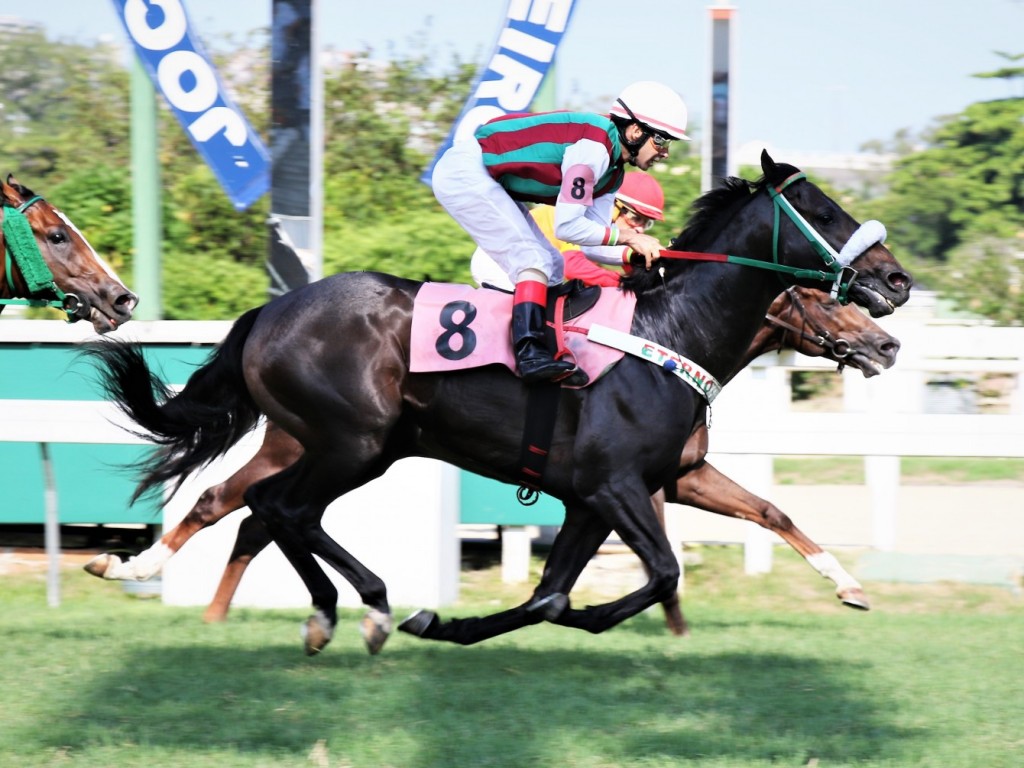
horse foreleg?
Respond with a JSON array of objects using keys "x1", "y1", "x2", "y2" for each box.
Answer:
[
  {"x1": 649, "y1": 488, "x2": 689, "y2": 636},
  {"x1": 400, "y1": 505, "x2": 614, "y2": 645},
  {"x1": 551, "y1": 490, "x2": 680, "y2": 635},
  {"x1": 84, "y1": 420, "x2": 302, "y2": 583},
  {"x1": 674, "y1": 461, "x2": 869, "y2": 610}
]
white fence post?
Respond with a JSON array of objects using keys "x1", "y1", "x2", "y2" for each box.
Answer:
[
  {"x1": 501, "y1": 527, "x2": 533, "y2": 583},
  {"x1": 865, "y1": 455, "x2": 900, "y2": 551}
]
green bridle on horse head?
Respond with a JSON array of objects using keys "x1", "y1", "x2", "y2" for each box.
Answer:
[
  {"x1": 767, "y1": 171, "x2": 883, "y2": 304},
  {"x1": 660, "y1": 171, "x2": 887, "y2": 304},
  {"x1": 2, "y1": 195, "x2": 82, "y2": 321}
]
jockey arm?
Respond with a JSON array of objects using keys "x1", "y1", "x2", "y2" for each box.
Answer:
[
  {"x1": 562, "y1": 250, "x2": 624, "y2": 287},
  {"x1": 552, "y1": 141, "x2": 662, "y2": 269}
]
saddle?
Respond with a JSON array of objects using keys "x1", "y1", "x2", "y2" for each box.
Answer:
[
  {"x1": 480, "y1": 279, "x2": 602, "y2": 322},
  {"x1": 545, "y1": 279, "x2": 603, "y2": 322},
  {"x1": 409, "y1": 280, "x2": 633, "y2": 387}
]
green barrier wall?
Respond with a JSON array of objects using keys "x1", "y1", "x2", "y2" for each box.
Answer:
[
  {"x1": 0, "y1": 343, "x2": 213, "y2": 525},
  {"x1": 459, "y1": 470, "x2": 564, "y2": 526}
]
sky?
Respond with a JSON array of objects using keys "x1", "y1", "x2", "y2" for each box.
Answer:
[{"x1": 8, "y1": 0, "x2": 1024, "y2": 155}]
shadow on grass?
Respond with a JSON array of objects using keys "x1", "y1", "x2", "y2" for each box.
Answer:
[{"x1": 29, "y1": 635, "x2": 911, "y2": 766}]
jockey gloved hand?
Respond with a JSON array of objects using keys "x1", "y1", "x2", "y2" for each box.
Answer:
[{"x1": 618, "y1": 229, "x2": 662, "y2": 269}]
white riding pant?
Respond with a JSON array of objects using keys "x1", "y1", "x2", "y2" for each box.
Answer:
[
  {"x1": 470, "y1": 246, "x2": 514, "y2": 290},
  {"x1": 432, "y1": 139, "x2": 564, "y2": 286}
]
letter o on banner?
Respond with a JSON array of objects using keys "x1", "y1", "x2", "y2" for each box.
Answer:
[
  {"x1": 123, "y1": 0, "x2": 187, "y2": 51},
  {"x1": 158, "y1": 50, "x2": 219, "y2": 112}
]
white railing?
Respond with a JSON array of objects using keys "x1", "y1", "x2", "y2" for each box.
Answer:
[{"x1": 667, "y1": 298, "x2": 1024, "y2": 574}]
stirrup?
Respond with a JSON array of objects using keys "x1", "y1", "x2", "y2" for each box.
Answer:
[{"x1": 518, "y1": 356, "x2": 576, "y2": 384}]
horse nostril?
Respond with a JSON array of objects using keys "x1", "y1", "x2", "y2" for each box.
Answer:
[
  {"x1": 115, "y1": 292, "x2": 139, "y2": 314},
  {"x1": 888, "y1": 271, "x2": 913, "y2": 291},
  {"x1": 879, "y1": 338, "x2": 901, "y2": 359}
]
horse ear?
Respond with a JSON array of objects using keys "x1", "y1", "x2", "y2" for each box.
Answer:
[
  {"x1": 0, "y1": 178, "x2": 15, "y2": 206},
  {"x1": 760, "y1": 149, "x2": 776, "y2": 175},
  {"x1": 6, "y1": 174, "x2": 33, "y2": 199}
]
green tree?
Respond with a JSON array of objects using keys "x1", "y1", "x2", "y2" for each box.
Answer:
[
  {"x1": 0, "y1": 31, "x2": 130, "y2": 182},
  {"x1": 319, "y1": 53, "x2": 478, "y2": 282},
  {"x1": 859, "y1": 54, "x2": 1024, "y2": 322}
]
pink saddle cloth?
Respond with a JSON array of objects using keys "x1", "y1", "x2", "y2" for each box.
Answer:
[{"x1": 409, "y1": 283, "x2": 636, "y2": 388}]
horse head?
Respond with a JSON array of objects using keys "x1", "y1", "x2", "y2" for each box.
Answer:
[
  {"x1": 1, "y1": 175, "x2": 137, "y2": 333},
  {"x1": 765, "y1": 286, "x2": 900, "y2": 377},
  {"x1": 758, "y1": 150, "x2": 912, "y2": 317}
]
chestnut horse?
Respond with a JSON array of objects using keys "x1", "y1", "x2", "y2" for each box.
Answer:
[
  {"x1": 85, "y1": 284, "x2": 899, "y2": 637},
  {"x1": 1, "y1": 175, "x2": 137, "y2": 332},
  {"x1": 87, "y1": 151, "x2": 911, "y2": 655}
]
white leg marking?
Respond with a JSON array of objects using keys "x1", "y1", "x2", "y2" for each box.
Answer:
[
  {"x1": 106, "y1": 542, "x2": 174, "y2": 581},
  {"x1": 807, "y1": 551, "x2": 862, "y2": 592}
]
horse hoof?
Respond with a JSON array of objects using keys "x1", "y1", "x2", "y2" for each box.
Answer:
[
  {"x1": 83, "y1": 553, "x2": 119, "y2": 579},
  {"x1": 359, "y1": 609, "x2": 393, "y2": 655},
  {"x1": 300, "y1": 610, "x2": 334, "y2": 655},
  {"x1": 839, "y1": 588, "x2": 871, "y2": 611},
  {"x1": 665, "y1": 620, "x2": 691, "y2": 638},
  {"x1": 526, "y1": 592, "x2": 569, "y2": 621},
  {"x1": 398, "y1": 609, "x2": 439, "y2": 637}
]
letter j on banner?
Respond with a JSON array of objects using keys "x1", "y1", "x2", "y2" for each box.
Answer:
[
  {"x1": 113, "y1": 0, "x2": 270, "y2": 210},
  {"x1": 421, "y1": 0, "x2": 578, "y2": 185}
]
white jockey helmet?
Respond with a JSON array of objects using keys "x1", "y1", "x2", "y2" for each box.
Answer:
[{"x1": 610, "y1": 81, "x2": 690, "y2": 141}]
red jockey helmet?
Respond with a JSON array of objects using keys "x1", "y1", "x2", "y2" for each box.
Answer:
[{"x1": 615, "y1": 172, "x2": 665, "y2": 221}]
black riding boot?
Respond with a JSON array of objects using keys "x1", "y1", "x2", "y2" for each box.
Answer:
[{"x1": 511, "y1": 300, "x2": 575, "y2": 384}]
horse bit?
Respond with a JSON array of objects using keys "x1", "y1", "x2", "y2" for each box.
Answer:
[{"x1": 765, "y1": 287, "x2": 855, "y2": 371}]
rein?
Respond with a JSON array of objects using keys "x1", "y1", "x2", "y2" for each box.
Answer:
[
  {"x1": 1, "y1": 196, "x2": 79, "y2": 321},
  {"x1": 659, "y1": 172, "x2": 865, "y2": 303}
]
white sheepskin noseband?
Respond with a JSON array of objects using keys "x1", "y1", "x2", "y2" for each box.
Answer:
[{"x1": 838, "y1": 220, "x2": 887, "y2": 267}]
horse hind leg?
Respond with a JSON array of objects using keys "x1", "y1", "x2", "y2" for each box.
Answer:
[
  {"x1": 244, "y1": 454, "x2": 394, "y2": 656},
  {"x1": 301, "y1": 524, "x2": 393, "y2": 655},
  {"x1": 84, "y1": 483, "x2": 234, "y2": 582}
]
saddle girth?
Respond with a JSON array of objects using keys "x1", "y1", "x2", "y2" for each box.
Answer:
[{"x1": 516, "y1": 380, "x2": 561, "y2": 505}]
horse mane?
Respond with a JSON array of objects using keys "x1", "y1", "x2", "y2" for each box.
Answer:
[{"x1": 620, "y1": 160, "x2": 802, "y2": 297}]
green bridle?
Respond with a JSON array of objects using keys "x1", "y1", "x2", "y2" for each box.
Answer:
[
  {"x1": 766, "y1": 172, "x2": 859, "y2": 303},
  {"x1": 1, "y1": 196, "x2": 81, "y2": 321},
  {"x1": 660, "y1": 172, "x2": 867, "y2": 303}
]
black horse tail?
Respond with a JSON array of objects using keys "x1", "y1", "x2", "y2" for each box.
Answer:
[{"x1": 85, "y1": 306, "x2": 264, "y2": 503}]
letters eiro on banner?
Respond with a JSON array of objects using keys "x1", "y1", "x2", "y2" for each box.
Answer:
[
  {"x1": 113, "y1": 0, "x2": 270, "y2": 210},
  {"x1": 421, "y1": 0, "x2": 578, "y2": 185}
]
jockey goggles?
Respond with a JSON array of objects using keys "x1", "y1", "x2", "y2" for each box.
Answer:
[
  {"x1": 650, "y1": 131, "x2": 674, "y2": 149},
  {"x1": 615, "y1": 203, "x2": 656, "y2": 231}
]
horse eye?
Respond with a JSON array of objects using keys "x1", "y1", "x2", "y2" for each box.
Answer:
[{"x1": 47, "y1": 230, "x2": 67, "y2": 245}]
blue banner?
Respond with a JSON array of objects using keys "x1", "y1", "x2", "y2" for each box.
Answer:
[
  {"x1": 421, "y1": 0, "x2": 578, "y2": 185},
  {"x1": 113, "y1": 0, "x2": 270, "y2": 210}
]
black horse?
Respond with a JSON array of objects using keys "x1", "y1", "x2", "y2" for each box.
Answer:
[{"x1": 88, "y1": 151, "x2": 911, "y2": 655}]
